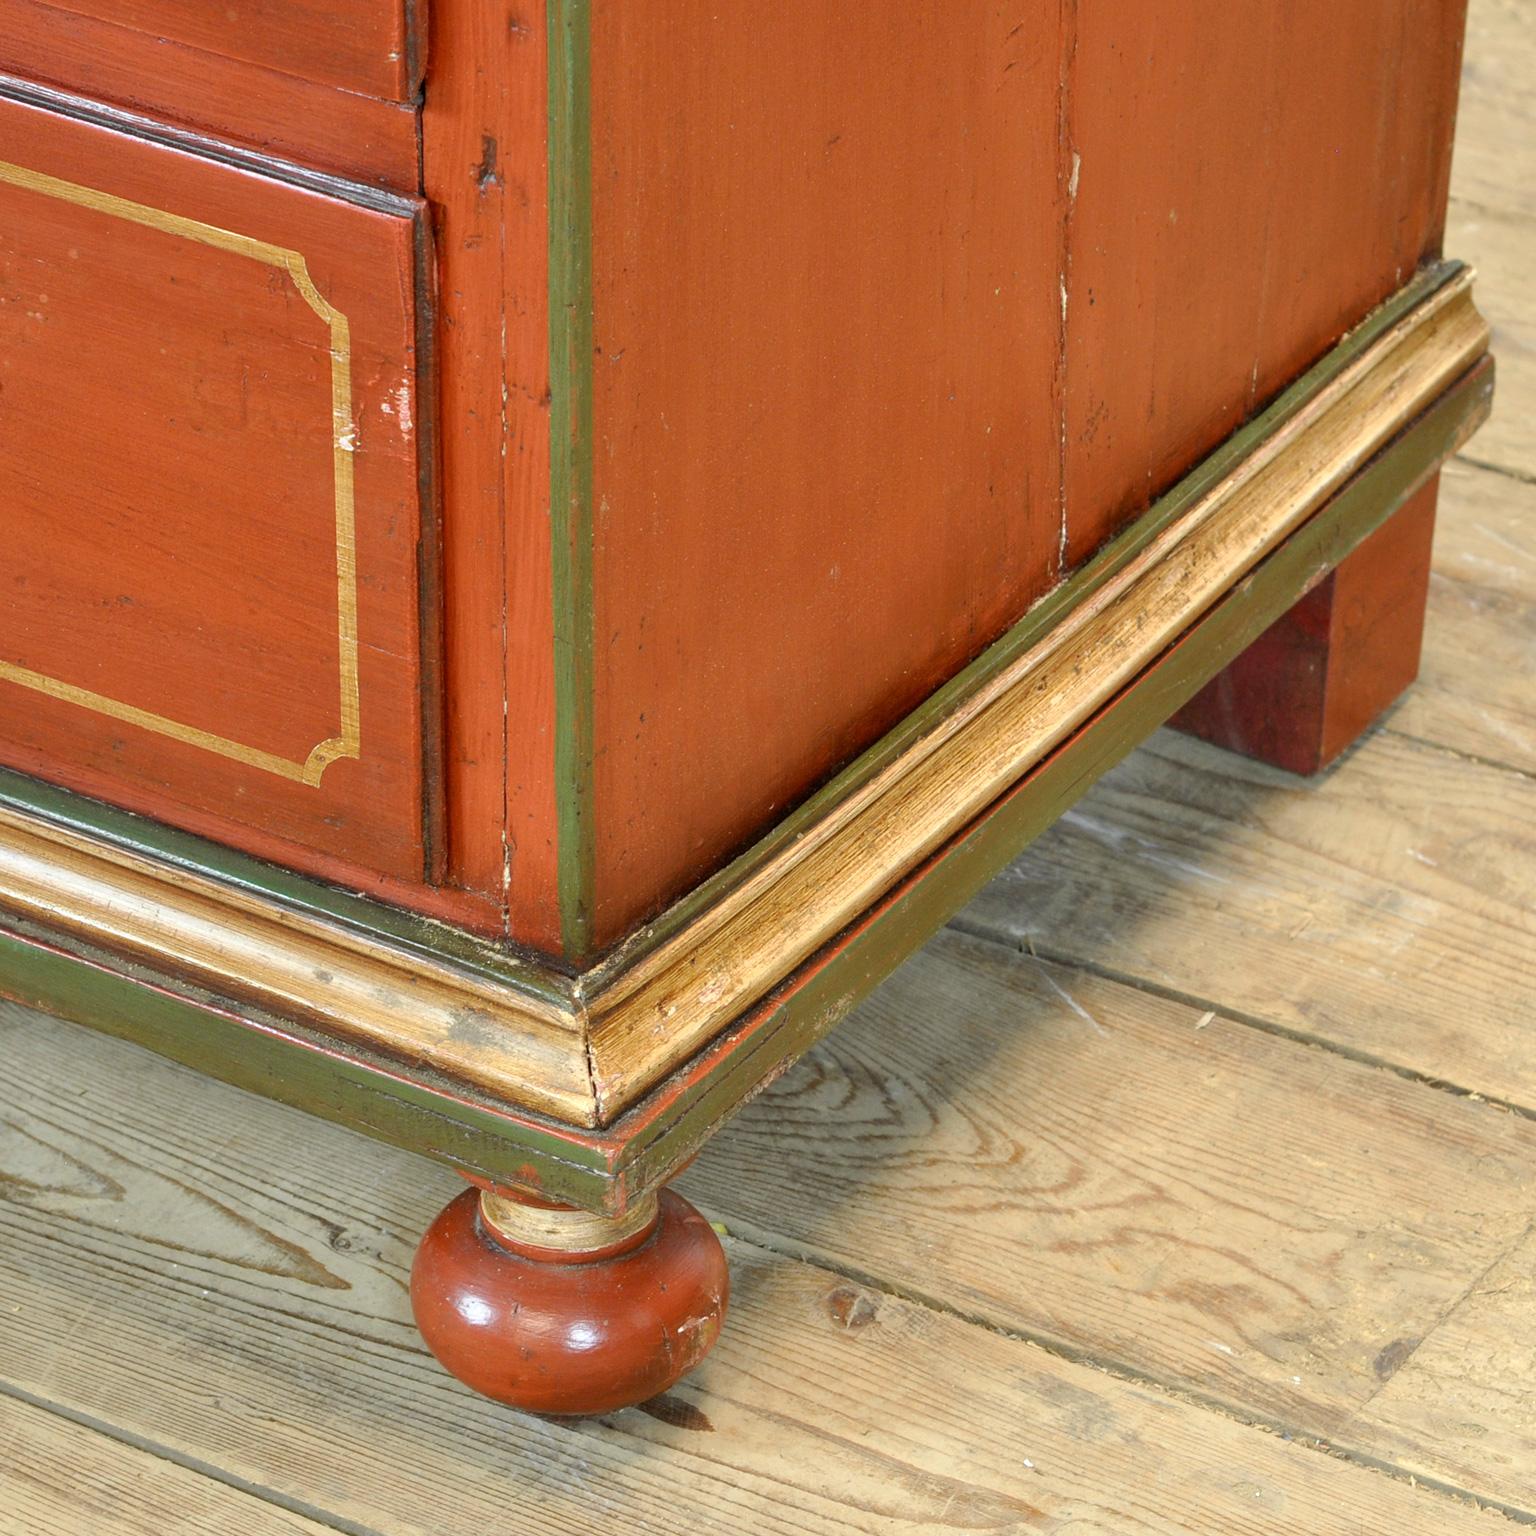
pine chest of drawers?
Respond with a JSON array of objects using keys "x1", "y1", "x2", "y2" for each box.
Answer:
[{"x1": 0, "y1": 1, "x2": 1492, "y2": 1415}]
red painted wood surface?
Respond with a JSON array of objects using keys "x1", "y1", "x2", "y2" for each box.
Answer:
[
  {"x1": 0, "y1": 95, "x2": 433, "y2": 888},
  {"x1": 1170, "y1": 475, "x2": 1442, "y2": 775},
  {"x1": 421, "y1": 0, "x2": 558, "y2": 940},
  {"x1": 550, "y1": 0, "x2": 1471, "y2": 952},
  {"x1": 38, "y1": 0, "x2": 421, "y2": 103},
  {"x1": 1061, "y1": 0, "x2": 1466, "y2": 565},
  {"x1": 411, "y1": 1186, "x2": 729, "y2": 1415},
  {"x1": 584, "y1": 1, "x2": 1066, "y2": 948},
  {"x1": 0, "y1": 4, "x2": 1475, "y2": 957},
  {"x1": 0, "y1": 12, "x2": 420, "y2": 193}
]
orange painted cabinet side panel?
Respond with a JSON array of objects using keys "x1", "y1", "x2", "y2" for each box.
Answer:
[
  {"x1": 584, "y1": 2, "x2": 1066, "y2": 948},
  {"x1": 1062, "y1": 0, "x2": 1467, "y2": 564}
]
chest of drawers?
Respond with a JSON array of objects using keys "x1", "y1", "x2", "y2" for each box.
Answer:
[{"x1": 0, "y1": 1, "x2": 1492, "y2": 1416}]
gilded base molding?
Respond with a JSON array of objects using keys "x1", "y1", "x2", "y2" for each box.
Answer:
[{"x1": 0, "y1": 262, "x2": 1493, "y2": 1214}]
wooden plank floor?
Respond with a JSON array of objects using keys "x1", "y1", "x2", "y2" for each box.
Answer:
[{"x1": 1, "y1": 5, "x2": 1532, "y2": 1531}]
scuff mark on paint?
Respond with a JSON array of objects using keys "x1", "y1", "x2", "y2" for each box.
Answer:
[{"x1": 474, "y1": 133, "x2": 500, "y2": 191}]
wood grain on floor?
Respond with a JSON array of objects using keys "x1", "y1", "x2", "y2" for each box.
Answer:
[
  {"x1": 0, "y1": 1003, "x2": 1521, "y2": 1536},
  {"x1": 0, "y1": 1391, "x2": 336, "y2": 1536},
  {"x1": 959, "y1": 728, "x2": 1536, "y2": 1109},
  {"x1": 1399, "y1": 458, "x2": 1536, "y2": 775},
  {"x1": 679, "y1": 929, "x2": 1536, "y2": 1456},
  {"x1": 1, "y1": 0, "x2": 1532, "y2": 1530}
]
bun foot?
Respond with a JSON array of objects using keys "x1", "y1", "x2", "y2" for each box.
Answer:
[{"x1": 410, "y1": 1183, "x2": 729, "y2": 1417}]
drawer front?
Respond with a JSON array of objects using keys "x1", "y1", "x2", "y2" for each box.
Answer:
[
  {"x1": 39, "y1": 0, "x2": 422, "y2": 103},
  {"x1": 0, "y1": 93, "x2": 434, "y2": 887},
  {"x1": 0, "y1": 23, "x2": 420, "y2": 194}
]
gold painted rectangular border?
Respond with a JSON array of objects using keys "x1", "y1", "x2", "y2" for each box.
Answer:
[{"x1": 0, "y1": 157, "x2": 361, "y2": 787}]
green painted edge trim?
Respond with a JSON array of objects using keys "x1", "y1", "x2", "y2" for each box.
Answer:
[
  {"x1": 0, "y1": 767, "x2": 572, "y2": 1005},
  {"x1": 0, "y1": 920, "x2": 620, "y2": 1204},
  {"x1": 597, "y1": 356, "x2": 1495, "y2": 1202},
  {"x1": 591, "y1": 259, "x2": 1466, "y2": 982},
  {"x1": 548, "y1": 0, "x2": 597, "y2": 961}
]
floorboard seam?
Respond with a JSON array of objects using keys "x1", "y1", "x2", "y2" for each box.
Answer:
[
  {"x1": 945, "y1": 916, "x2": 1536, "y2": 1123},
  {"x1": 1381, "y1": 725, "x2": 1536, "y2": 789},
  {"x1": 1448, "y1": 189, "x2": 1533, "y2": 227},
  {"x1": 0, "y1": 1377, "x2": 385, "y2": 1536},
  {"x1": 1453, "y1": 449, "x2": 1536, "y2": 489},
  {"x1": 708, "y1": 1223, "x2": 1536, "y2": 1527},
  {"x1": 1342, "y1": 1217, "x2": 1536, "y2": 1426}
]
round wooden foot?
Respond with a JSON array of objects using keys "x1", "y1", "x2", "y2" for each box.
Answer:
[{"x1": 410, "y1": 1184, "x2": 729, "y2": 1417}]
